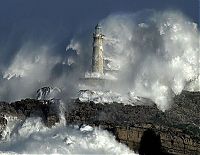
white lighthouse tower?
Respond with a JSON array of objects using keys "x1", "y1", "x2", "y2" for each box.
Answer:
[
  {"x1": 78, "y1": 24, "x2": 117, "y2": 92},
  {"x1": 92, "y1": 24, "x2": 104, "y2": 75}
]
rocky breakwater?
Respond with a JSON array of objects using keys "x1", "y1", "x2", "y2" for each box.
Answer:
[
  {"x1": 0, "y1": 98, "x2": 60, "y2": 137},
  {"x1": 0, "y1": 91, "x2": 199, "y2": 154},
  {"x1": 65, "y1": 91, "x2": 200, "y2": 155}
]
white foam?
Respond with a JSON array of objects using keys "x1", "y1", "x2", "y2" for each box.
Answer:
[
  {"x1": 99, "y1": 10, "x2": 199, "y2": 110},
  {"x1": 0, "y1": 117, "x2": 137, "y2": 155},
  {"x1": 78, "y1": 90, "x2": 153, "y2": 106}
]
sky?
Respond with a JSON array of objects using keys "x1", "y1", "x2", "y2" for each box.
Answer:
[
  {"x1": 0, "y1": 0, "x2": 198, "y2": 52},
  {"x1": 0, "y1": 0, "x2": 198, "y2": 69},
  {"x1": 0, "y1": 0, "x2": 199, "y2": 102},
  {"x1": 0, "y1": 2, "x2": 198, "y2": 155}
]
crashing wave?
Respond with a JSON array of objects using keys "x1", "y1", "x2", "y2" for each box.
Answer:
[
  {"x1": 0, "y1": 117, "x2": 137, "y2": 154},
  {"x1": 77, "y1": 90, "x2": 154, "y2": 106},
  {"x1": 36, "y1": 87, "x2": 61, "y2": 100}
]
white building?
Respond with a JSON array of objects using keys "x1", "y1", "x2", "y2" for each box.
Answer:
[{"x1": 91, "y1": 24, "x2": 105, "y2": 75}]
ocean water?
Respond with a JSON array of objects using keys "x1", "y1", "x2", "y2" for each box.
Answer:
[{"x1": 0, "y1": 117, "x2": 137, "y2": 155}]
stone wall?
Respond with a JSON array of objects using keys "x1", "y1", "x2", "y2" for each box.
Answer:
[
  {"x1": 65, "y1": 91, "x2": 200, "y2": 154},
  {"x1": 112, "y1": 124, "x2": 200, "y2": 155}
]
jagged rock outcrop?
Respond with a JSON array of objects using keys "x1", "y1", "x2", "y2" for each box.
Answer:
[
  {"x1": 0, "y1": 99, "x2": 60, "y2": 131},
  {"x1": 65, "y1": 91, "x2": 200, "y2": 155},
  {"x1": 0, "y1": 91, "x2": 199, "y2": 154}
]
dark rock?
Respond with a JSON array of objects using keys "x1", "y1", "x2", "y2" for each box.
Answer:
[
  {"x1": 0, "y1": 116, "x2": 7, "y2": 139},
  {"x1": 139, "y1": 129, "x2": 162, "y2": 155},
  {"x1": 44, "y1": 99, "x2": 60, "y2": 127},
  {"x1": 0, "y1": 102, "x2": 22, "y2": 118},
  {"x1": 46, "y1": 114, "x2": 60, "y2": 127},
  {"x1": 0, "y1": 98, "x2": 60, "y2": 131},
  {"x1": 0, "y1": 90, "x2": 199, "y2": 154},
  {"x1": 65, "y1": 91, "x2": 200, "y2": 155}
]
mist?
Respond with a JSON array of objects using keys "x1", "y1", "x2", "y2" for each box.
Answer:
[
  {"x1": 67, "y1": 10, "x2": 199, "y2": 110},
  {"x1": 0, "y1": 10, "x2": 199, "y2": 111}
]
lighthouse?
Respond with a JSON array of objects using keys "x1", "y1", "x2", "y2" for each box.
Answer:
[
  {"x1": 78, "y1": 24, "x2": 117, "y2": 91},
  {"x1": 92, "y1": 24, "x2": 104, "y2": 75}
]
